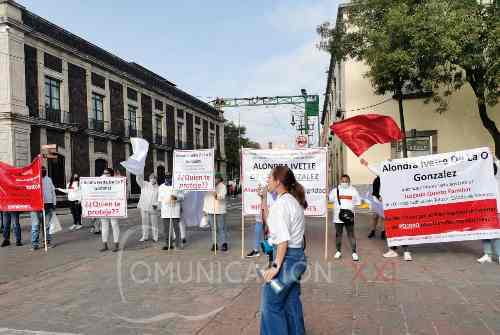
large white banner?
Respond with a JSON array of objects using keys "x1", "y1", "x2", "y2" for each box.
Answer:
[
  {"x1": 242, "y1": 148, "x2": 328, "y2": 217},
  {"x1": 173, "y1": 149, "x2": 215, "y2": 191},
  {"x1": 380, "y1": 147, "x2": 500, "y2": 246},
  {"x1": 81, "y1": 177, "x2": 127, "y2": 218}
]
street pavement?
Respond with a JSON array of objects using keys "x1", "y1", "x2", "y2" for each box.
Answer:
[{"x1": 1, "y1": 198, "x2": 500, "y2": 334}]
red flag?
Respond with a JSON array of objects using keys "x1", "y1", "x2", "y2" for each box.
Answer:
[
  {"x1": 331, "y1": 114, "x2": 403, "y2": 156},
  {"x1": 0, "y1": 156, "x2": 43, "y2": 211}
]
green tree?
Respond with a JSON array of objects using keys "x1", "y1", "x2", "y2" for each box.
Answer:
[
  {"x1": 318, "y1": 0, "x2": 500, "y2": 157},
  {"x1": 224, "y1": 121, "x2": 259, "y2": 180}
]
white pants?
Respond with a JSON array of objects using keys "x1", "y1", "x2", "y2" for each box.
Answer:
[
  {"x1": 141, "y1": 210, "x2": 159, "y2": 241},
  {"x1": 101, "y1": 218, "x2": 120, "y2": 243}
]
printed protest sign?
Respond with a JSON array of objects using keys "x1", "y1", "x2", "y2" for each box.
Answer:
[
  {"x1": 173, "y1": 149, "x2": 215, "y2": 191},
  {"x1": 81, "y1": 177, "x2": 127, "y2": 218},
  {"x1": 0, "y1": 156, "x2": 43, "y2": 212},
  {"x1": 241, "y1": 148, "x2": 327, "y2": 217},
  {"x1": 380, "y1": 147, "x2": 500, "y2": 246}
]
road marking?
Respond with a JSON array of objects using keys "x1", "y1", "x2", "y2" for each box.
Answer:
[{"x1": 0, "y1": 329, "x2": 81, "y2": 335}]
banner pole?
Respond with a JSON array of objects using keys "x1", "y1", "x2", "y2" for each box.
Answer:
[
  {"x1": 240, "y1": 148, "x2": 245, "y2": 259},
  {"x1": 324, "y1": 149, "x2": 329, "y2": 261},
  {"x1": 168, "y1": 199, "x2": 172, "y2": 251},
  {"x1": 42, "y1": 208, "x2": 48, "y2": 252}
]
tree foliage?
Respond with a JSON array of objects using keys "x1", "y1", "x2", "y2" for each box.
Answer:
[
  {"x1": 224, "y1": 121, "x2": 259, "y2": 180},
  {"x1": 318, "y1": 0, "x2": 500, "y2": 157}
]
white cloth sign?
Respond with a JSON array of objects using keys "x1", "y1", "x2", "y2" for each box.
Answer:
[
  {"x1": 380, "y1": 147, "x2": 500, "y2": 246},
  {"x1": 80, "y1": 177, "x2": 127, "y2": 218},
  {"x1": 242, "y1": 148, "x2": 328, "y2": 217},
  {"x1": 173, "y1": 149, "x2": 215, "y2": 191},
  {"x1": 120, "y1": 138, "x2": 149, "y2": 176}
]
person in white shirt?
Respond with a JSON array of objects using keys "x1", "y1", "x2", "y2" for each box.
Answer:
[
  {"x1": 203, "y1": 173, "x2": 228, "y2": 251},
  {"x1": 99, "y1": 168, "x2": 120, "y2": 252},
  {"x1": 259, "y1": 166, "x2": 307, "y2": 335},
  {"x1": 329, "y1": 174, "x2": 361, "y2": 261},
  {"x1": 57, "y1": 173, "x2": 82, "y2": 231},
  {"x1": 30, "y1": 166, "x2": 57, "y2": 250},
  {"x1": 158, "y1": 174, "x2": 185, "y2": 250},
  {"x1": 477, "y1": 161, "x2": 500, "y2": 264},
  {"x1": 137, "y1": 173, "x2": 160, "y2": 242},
  {"x1": 246, "y1": 191, "x2": 278, "y2": 258},
  {"x1": 360, "y1": 158, "x2": 413, "y2": 261}
]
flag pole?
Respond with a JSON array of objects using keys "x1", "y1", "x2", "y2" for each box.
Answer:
[{"x1": 43, "y1": 208, "x2": 48, "y2": 252}]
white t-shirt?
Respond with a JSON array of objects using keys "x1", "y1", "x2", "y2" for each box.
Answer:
[
  {"x1": 329, "y1": 185, "x2": 361, "y2": 223},
  {"x1": 266, "y1": 193, "x2": 305, "y2": 248}
]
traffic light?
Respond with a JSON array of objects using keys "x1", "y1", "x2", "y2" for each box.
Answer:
[{"x1": 41, "y1": 144, "x2": 58, "y2": 159}]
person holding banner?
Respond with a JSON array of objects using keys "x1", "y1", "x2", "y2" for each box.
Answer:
[
  {"x1": 478, "y1": 161, "x2": 500, "y2": 264},
  {"x1": 30, "y1": 167, "x2": 57, "y2": 250},
  {"x1": 56, "y1": 173, "x2": 82, "y2": 231},
  {"x1": 158, "y1": 174, "x2": 184, "y2": 250},
  {"x1": 1, "y1": 211, "x2": 21, "y2": 247},
  {"x1": 203, "y1": 173, "x2": 228, "y2": 252},
  {"x1": 99, "y1": 168, "x2": 121, "y2": 252},
  {"x1": 259, "y1": 166, "x2": 307, "y2": 335},
  {"x1": 137, "y1": 173, "x2": 160, "y2": 242},
  {"x1": 329, "y1": 174, "x2": 361, "y2": 261}
]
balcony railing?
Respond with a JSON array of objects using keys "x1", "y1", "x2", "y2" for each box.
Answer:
[
  {"x1": 88, "y1": 118, "x2": 106, "y2": 132},
  {"x1": 39, "y1": 108, "x2": 73, "y2": 124},
  {"x1": 154, "y1": 135, "x2": 168, "y2": 145}
]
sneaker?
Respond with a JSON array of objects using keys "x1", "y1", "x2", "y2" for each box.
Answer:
[
  {"x1": 1, "y1": 239, "x2": 10, "y2": 247},
  {"x1": 368, "y1": 230, "x2": 375, "y2": 239},
  {"x1": 477, "y1": 254, "x2": 492, "y2": 264},
  {"x1": 334, "y1": 251, "x2": 342, "y2": 259},
  {"x1": 182, "y1": 238, "x2": 187, "y2": 244},
  {"x1": 246, "y1": 250, "x2": 260, "y2": 258},
  {"x1": 221, "y1": 243, "x2": 228, "y2": 252},
  {"x1": 162, "y1": 245, "x2": 171, "y2": 250},
  {"x1": 404, "y1": 251, "x2": 412, "y2": 261},
  {"x1": 383, "y1": 249, "x2": 398, "y2": 258},
  {"x1": 352, "y1": 253, "x2": 359, "y2": 261},
  {"x1": 74, "y1": 225, "x2": 83, "y2": 230},
  {"x1": 381, "y1": 231, "x2": 386, "y2": 240}
]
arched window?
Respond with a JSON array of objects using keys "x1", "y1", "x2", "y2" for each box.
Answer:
[
  {"x1": 48, "y1": 154, "x2": 65, "y2": 188},
  {"x1": 95, "y1": 158, "x2": 107, "y2": 177}
]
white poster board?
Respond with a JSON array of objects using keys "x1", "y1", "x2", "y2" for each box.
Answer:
[
  {"x1": 241, "y1": 148, "x2": 328, "y2": 217},
  {"x1": 173, "y1": 149, "x2": 215, "y2": 191},
  {"x1": 81, "y1": 177, "x2": 127, "y2": 218}
]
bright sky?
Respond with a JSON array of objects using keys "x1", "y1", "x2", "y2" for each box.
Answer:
[{"x1": 18, "y1": 0, "x2": 342, "y2": 147}]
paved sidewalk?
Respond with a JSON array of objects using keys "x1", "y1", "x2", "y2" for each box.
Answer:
[{"x1": 0, "y1": 204, "x2": 499, "y2": 334}]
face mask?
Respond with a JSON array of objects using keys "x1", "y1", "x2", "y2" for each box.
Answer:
[{"x1": 340, "y1": 182, "x2": 349, "y2": 189}]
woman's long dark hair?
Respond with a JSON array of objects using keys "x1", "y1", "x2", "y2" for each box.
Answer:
[
  {"x1": 69, "y1": 173, "x2": 80, "y2": 186},
  {"x1": 272, "y1": 166, "x2": 308, "y2": 209}
]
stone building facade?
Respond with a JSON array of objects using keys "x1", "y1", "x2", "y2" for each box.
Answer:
[{"x1": 0, "y1": 0, "x2": 225, "y2": 196}]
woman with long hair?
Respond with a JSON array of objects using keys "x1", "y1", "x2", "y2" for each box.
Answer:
[
  {"x1": 259, "y1": 166, "x2": 307, "y2": 335},
  {"x1": 57, "y1": 173, "x2": 82, "y2": 231}
]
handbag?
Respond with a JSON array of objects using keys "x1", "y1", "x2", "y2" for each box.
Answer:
[
  {"x1": 49, "y1": 213, "x2": 62, "y2": 234},
  {"x1": 199, "y1": 214, "x2": 209, "y2": 229},
  {"x1": 337, "y1": 187, "x2": 354, "y2": 224}
]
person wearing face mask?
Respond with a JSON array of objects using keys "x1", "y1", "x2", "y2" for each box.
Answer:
[
  {"x1": 328, "y1": 174, "x2": 361, "y2": 261},
  {"x1": 30, "y1": 166, "x2": 57, "y2": 250},
  {"x1": 158, "y1": 173, "x2": 184, "y2": 250},
  {"x1": 203, "y1": 173, "x2": 228, "y2": 251},
  {"x1": 99, "y1": 168, "x2": 121, "y2": 252},
  {"x1": 57, "y1": 172, "x2": 82, "y2": 231},
  {"x1": 137, "y1": 173, "x2": 160, "y2": 242}
]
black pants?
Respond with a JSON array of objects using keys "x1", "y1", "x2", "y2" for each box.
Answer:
[
  {"x1": 163, "y1": 218, "x2": 181, "y2": 248},
  {"x1": 335, "y1": 221, "x2": 356, "y2": 253},
  {"x1": 70, "y1": 201, "x2": 82, "y2": 225}
]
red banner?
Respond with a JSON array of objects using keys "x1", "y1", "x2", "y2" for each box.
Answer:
[{"x1": 0, "y1": 156, "x2": 43, "y2": 211}]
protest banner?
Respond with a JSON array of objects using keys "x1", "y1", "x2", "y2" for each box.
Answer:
[
  {"x1": 241, "y1": 148, "x2": 328, "y2": 217},
  {"x1": 173, "y1": 149, "x2": 215, "y2": 191},
  {"x1": 81, "y1": 177, "x2": 127, "y2": 218},
  {"x1": 0, "y1": 156, "x2": 43, "y2": 212},
  {"x1": 380, "y1": 147, "x2": 500, "y2": 246}
]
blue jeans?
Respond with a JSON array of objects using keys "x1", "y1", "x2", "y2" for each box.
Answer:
[
  {"x1": 483, "y1": 239, "x2": 500, "y2": 258},
  {"x1": 208, "y1": 213, "x2": 227, "y2": 246},
  {"x1": 31, "y1": 208, "x2": 54, "y2": 247},
  {"x1": 255, "y1": 220, "x2": 264, "y2": 250},
  {"x1": 260, "y1": 247, "x2": 307, "y2": 335},
  {"x1": 2, "y1": 212, "x2": 21, "y2": 243}
]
